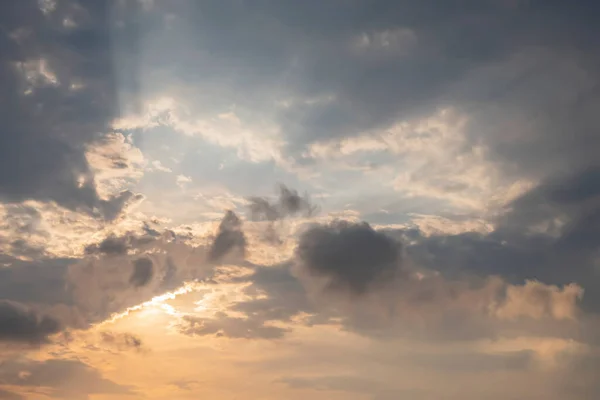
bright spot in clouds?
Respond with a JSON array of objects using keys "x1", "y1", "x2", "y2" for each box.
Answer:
[{"x1": 0, "y1": 1, "x2": 599, "y2": 400}]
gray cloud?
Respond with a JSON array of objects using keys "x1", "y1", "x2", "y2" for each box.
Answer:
[
  {"x1": 231, "y1": 265, "x2": 314, "y2": 324},
  {"x1": 0, "y1": 389, "x2": 22, "y2": 400},
  {"x1": 247, "y1": 184, "x2": 318, "y2": 222},
  {"x1": 208, "y1": 211, "x2": 246, "y2": 262},
  {"x1": 178, "y1": 312, "x2": 289, "y2": 340},
  {"x1": 0, "y1": 0, "x2": 141, "y2": 219},
  {"x1": 85, "y1": 235, "x2": 129, "y2": 256},
  {"x1": 0, "y1": 358, "x2": 133, "y2": 400},
  {"x1": 247, "y1": 184, "x2": 318, "y2": 245},
  {"x1": 129, "y1": 257, "x2": 154, "y2": 287},
  {"x1": 0, "y1": 229, "x2": 215, "y2": 331},
  {"x1": 402, "y1": 167, "x2": 600, "y2": 312},
  {"x1": 84, "y1": 230, "x2": 159, "y2": 256},
  {"x1": 0, "y1": 300, "x2": 61, "y2": 344},
  {"x1": 99, "y1": 331, "x2": 143, "y2": 351},
  {"x1": 124, "y1": 1, "x2": 599, "y2": 179},
  {"x1": 296, "y1": 220, "x2": 402, "y2": 294}
]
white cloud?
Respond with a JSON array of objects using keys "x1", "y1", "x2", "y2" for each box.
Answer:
[
  {"x1": 149, "y1": 160, "x2": 172, "y2": 173},
  {"x1": 85, "y1": 133, "x2": 146, "y2": 198},
  {"x1": 176, "y1": 174, "x2": 192, "y2": 188},
  {"x1": 112, "y1": 97, "x2": 285, "y2": 163},
  {"x1": 307, "y1": 108, "x2": 535, "y2": 214}
]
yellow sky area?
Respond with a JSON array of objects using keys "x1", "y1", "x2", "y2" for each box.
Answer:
[{"x1": 15, "y1": 284, "x2": 581, "y2": 400}]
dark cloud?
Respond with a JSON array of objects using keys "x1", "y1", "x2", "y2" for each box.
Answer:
[
  {"x1": 403, "y1": 167, "x2": 600, "y2": 312},
  {"x1": 247, "y1": 184, "x2": 317, "y2": 222},
  {"x1": 99, "y1": 331, "x2": 143, "y2": 351},
  {"x1": 129, "y1": 257, "x2": 154, "y2": 287},
  {"x1": 0, "y1": 255, "x2": 73, "y2": 305},
  {"x1": 231, "y1": 265, "x2": 313, "y2": 323},
  {"x1": 296, "y1": 220, "x2": 402, "y2": 294},
  {"x1": 208, "y1": 211, "x2": 246, "y2": 262},
  {"x1": 0, "y1": 300, "x2": 61, "y2": 344},
  {"x1": 0, "y1": 358, "x2": 133, "y2": 400},
  {"x1": 0, "y1": 0, "x2": 141, "y2": 219},
  {"x1": 85, "y1": 235, "x2": 129, "y2": 256},
  {"x1": 211, "y1": 248, "x2": 585, "y2": 343},
  {"x1": 131, "y1": 1, "x2": 599, "y2": 178},
  {"x1": 0, "y1": 232, "x2": 214, "y2": 330},
  {"x1": 84, "y1": 231, "x2": 158, "y2": 256}
]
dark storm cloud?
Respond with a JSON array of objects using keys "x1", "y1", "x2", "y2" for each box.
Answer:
[
  {"x1": 129, "y1": 257, "x2": 154, "y2": 287},
  {"x1": 0, "y1": 300, "x2": 61, "y2": 344},
  {"x1": 208, "y1": 210, "x2": 246, "y2": 262},
  {"x1": 296, "y1": 220, "x2": 402, "y2": 294},
  {"x1": 0, "y1": 0, "x2": 141, "y2": 218}
]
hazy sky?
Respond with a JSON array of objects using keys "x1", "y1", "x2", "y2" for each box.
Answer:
[{"x1": 1, "y1": 1, "x2": 600, "y2": 399}]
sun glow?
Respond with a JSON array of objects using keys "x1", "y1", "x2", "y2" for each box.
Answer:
[{"x1": 96, "y1": 281, "x2": 204, "y2": 327}]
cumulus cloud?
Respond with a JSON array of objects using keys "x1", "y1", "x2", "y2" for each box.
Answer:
[
  {"x1": 200, "y1": 220, "x2": 585, "y2": 343},
  {"x1": 494, "y1": 281, "x2": 584, "y2": 321},
  {"x1": 296, "y1": 220, "x2": 402, "y2": 295},
  {"x1": 1, "y1": 1, "x2": 600, "y2": 398},
  {"x1": 403, "y1": 167, "x2": 600, "y2": 312},
  {"x1": 208, "y1": 211, "x2": 246, "y2": 262}
]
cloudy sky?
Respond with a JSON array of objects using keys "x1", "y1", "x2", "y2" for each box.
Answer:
[{"x1": 1, "y1": 0, "x2": 600, "y2": 399}]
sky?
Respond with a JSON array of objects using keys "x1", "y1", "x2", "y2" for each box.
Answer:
[{"x1": 1, "y1": 0, "x2": 600, "y2": 399}]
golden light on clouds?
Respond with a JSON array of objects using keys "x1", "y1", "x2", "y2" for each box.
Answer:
[
  {"x1": 1, "y1": 1, "x2": 599, "y2": 399},
  {"x1": 96, "y1": 281, "x2": 205, "y2": 327}
]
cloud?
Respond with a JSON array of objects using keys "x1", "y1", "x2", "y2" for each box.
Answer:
[
  {"x1": 0, "y1": 1, "x2": 142, "y2": 219},
  {"x1": 494, "y1": 280, "x2": 584, "y2": 321},
  {"x1": 296, "y1": 220, "x2": 402, "y2": 294},
  {"x1": 0, "y1": 300, "x2": 61, "y2": 344},
  {"x1": 208, "y1": 211, "x2": 246, "y2": 263},
  {"x1": 0, "y1": 389, "x2": 22, "y2": 400},
  {"x1": 0, "y1": 358, "x2": 133, "y2": 400},
  {"x1": 84, "y1": 234, "x2": 130, "y2": 256},
  {"x1": 202, "y1": 230, "x2": 585, "y2": 343},
  {"x1": 247, "y1": 184, "x2": 318, "y2": 222},
  {"x1": 99, "y1": 331, "x2": 143, "y2": 351},
  {"x1": 129, "y1": 257, "x2": 154, "y2": 287},
  {"x1": 0, "y1": 227, "x2": 216, "y2": 330},
  {"x1": 402, "y1": 167, "x2": 600, "y2": 312},
  {"x1": 178, "y1": 312, "x2": 289, "y2": 340},
  {"x1": 247, "y1": 183, "x2": 319, "y2": 245}
]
